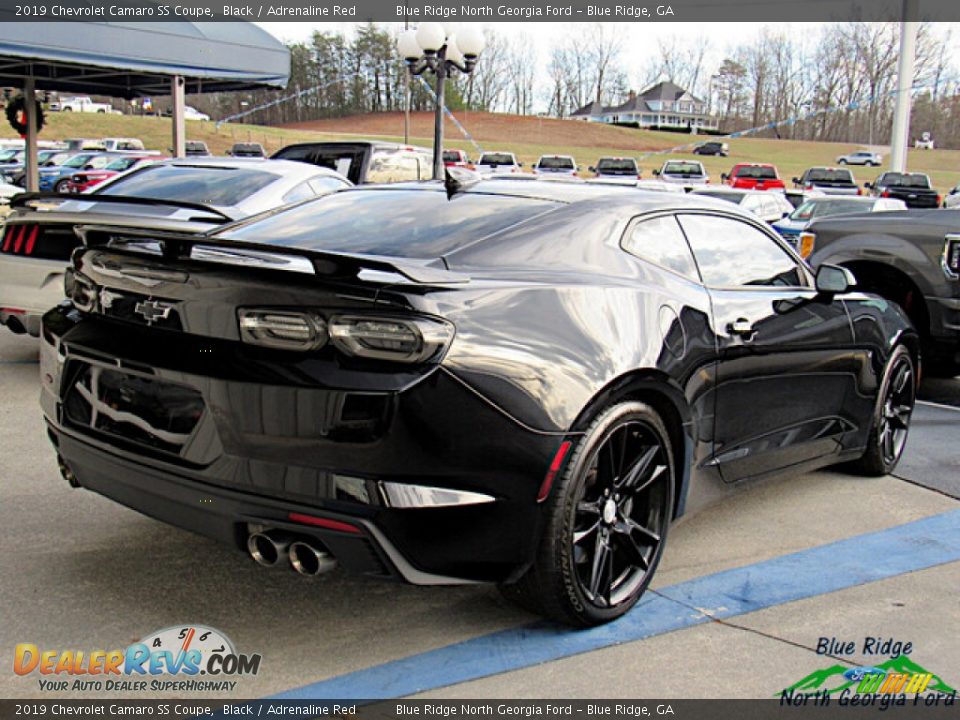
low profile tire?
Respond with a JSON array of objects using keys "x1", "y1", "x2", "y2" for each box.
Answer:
[
  {"x1": 847, "y1": 345, "x2": 916, "y2": 477},
  {"x1": 54, "y1": 179, "x2": 70, "y2": 193},
  {"x1": 501, "y1": 401, "x2": 675, "y2": 626}
]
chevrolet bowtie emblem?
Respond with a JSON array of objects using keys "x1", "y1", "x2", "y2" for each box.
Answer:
[{"x1": 134, "y1": 299, "x2": 174, "y2": 323}]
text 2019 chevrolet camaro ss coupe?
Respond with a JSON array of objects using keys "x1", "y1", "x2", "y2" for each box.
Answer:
[{"x1": 40, "y1": 179, "x2": 918, "y2": 626}]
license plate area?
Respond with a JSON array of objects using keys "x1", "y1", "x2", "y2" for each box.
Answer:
[{"x1": 63, "y1": 362, "x2": 204, "y2": 455}]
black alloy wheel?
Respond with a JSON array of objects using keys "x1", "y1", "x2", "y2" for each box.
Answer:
[
  {"x1": 877, "y1": 352, "x2": 915, "y2": 467},
  {"x1": 501, "y1": 401, "x2": 674, "y2": 626},
  {"x1": 847, "y1": 345, "x2": 916, "y2": 476}
]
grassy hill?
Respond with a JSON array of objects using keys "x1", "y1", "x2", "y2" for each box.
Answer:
[{"x1": 8, "y1": 110, "x2": 960, "y2": 192}]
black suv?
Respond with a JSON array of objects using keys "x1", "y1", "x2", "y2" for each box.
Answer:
[
  {"x1": 693, "y1": 141, "x2": 729, "y2": 157},
  {"x1": 273, "y1": 141, "x2": 433, "y2": 184}
]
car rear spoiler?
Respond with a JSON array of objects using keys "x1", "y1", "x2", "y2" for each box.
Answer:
[
  {"x1": 10, "y1": 192, "x2": 233, "y2": 223},
  {"x1": 75, "y1": 224, "x2": 470, "y2": 286}
]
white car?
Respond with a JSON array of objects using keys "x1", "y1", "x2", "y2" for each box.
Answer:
[
  {"x1": 943, "y1": 185, "x2": 960, "y2": 209},
  {"x1": 475, "y1": 151, "x2": 522, "y2": 175},
  {"x1": 533, "y1": 155, "x2": 578, "y2": 177},
  {"x1": 653, "y1": 159, "x2": 709, "y2": 187},
  {"x1": 836, "y1": 150, "x2": 882, "y2": 166},
  {"x1": 100, "y1": 138, "x2": 146, "y2": 152},
  {"x1": 51, "y1": 96, "x2": 112, "y2": 113},
  {"x1": 0, "y1": 159, "x2": 351, "y2": 336},
  {"x1": 691, "y1": 187, "x2": 794, "y2": 224},
  {"x1": 184, "y1": 106, "x2": 211, "y2": 121}
]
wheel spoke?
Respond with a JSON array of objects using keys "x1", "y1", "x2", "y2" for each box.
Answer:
[
  {"x1": 617, "y1": 445, "x2": 659, "y2": 492},
  {"x1": 612, "y1": 528, "x2": 651, "y2": 572},
  {"x1": 578, "y1": 499, "x2": 602, "y2": 516},
  {"x1": 615, "y1": 516, "x2": 661, "y2": 546},
  {"x1": 588, "y1": 534, "x2": 611, "y2": 600},
  {"x1": 893, "y1": 364, "x2": 911, "y2": 395},
  {"x1": 573, "y1": 520, "x2": 600, "y2": 545},
  {"x1": 892, "y1": 405, "x2": 912, "y2": 429}
]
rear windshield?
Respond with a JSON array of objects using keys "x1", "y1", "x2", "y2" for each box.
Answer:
[
  {"x1": 663, "y1": 161, "x2": 704, "y2": 176},
  {"x1": 694, "y1": 190, "x2": 745, "y2": 204},
  {"x1": 220, "y1": 189, "x2": 559, "y2": 259},
  {"x1": 806, "y1": 168, "x2": 854, "y2": 183},
  {"x1": 538, "y1": 157, "x2": 574, "y2": 170},
  {"x1": 442, "y1": 150, "x2": 463, "y2": 162},
  {"x1": 790, "y1": 199, "x2": 871, "y2": 221},
  {"x1": 882, "y1": 173, "x2": 931, "y2": 188},
  {"x1": 734, "y1": 166, "x2": 777, "y2": 179},
  {"x1": 63, "y1": 154, "x2": 97, "y2": 168},
  {"x1": 596, "y1": 158, "x2": 637, "y2": 174},
  {"x1": 97, "y1": 164, "x2": 278, "y2": 207},
  {"x1": 479, "y1": 154, "x2": 515, "y2": 166},
  {"x1": 104, "y1": 157, "x2": 143, "y2": 171}
]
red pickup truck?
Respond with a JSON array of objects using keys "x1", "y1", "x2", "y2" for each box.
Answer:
[{"x1": 721, "y1": 163, "x2": 786, "y2": 191}]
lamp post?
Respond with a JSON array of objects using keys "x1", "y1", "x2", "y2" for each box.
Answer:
[{"x1": 397, "y1": 23, "x2": 485, "y2": 180}]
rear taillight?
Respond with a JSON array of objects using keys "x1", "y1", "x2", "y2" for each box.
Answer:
[
  {"x1": 329, "y1": 316, "x2": 453, "y2": 364},
  {"x1": 798, "y1": 232, "x2": 816, "y2": 259},
  {"x1": 944, "y1": 237, "x2": 960, "y2": 278},
  {"x1": 2, "y1": 224, "x2": 40, "y2": 256},
  {"x1": 238, "y1": 310, "x2": 327, "y2": 351},
  {"x1": 881, "y1": 190, "x2": 890, "y2": 198},
  {"x1": 936, "y1": 195, "x2": 942, "y2": 205},
  {"x1": 65, "y1": 269, "x2": 98, "y2": 313}
]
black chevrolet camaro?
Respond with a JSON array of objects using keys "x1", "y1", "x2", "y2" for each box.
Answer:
[{"x1": 40, "y1": 179, "x2": 918, "y2": 626}]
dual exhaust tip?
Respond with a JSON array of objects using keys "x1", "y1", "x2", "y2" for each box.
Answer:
[{"x1": 247, "y1": 531, "x2": 337, "y2": 576}]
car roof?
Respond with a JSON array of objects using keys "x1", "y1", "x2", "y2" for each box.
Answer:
[
  {"x1": 691, "y1": 187, "x2": 769, "y2": 197},
  {"x1": 276, "y1": 140, "x2": 431, "y2": 153},
  {"x1": 160, "y1": 157, "x2": 339, "y2": 177},
  {"x1": 359, "y1": 179, "x2": 752, "y2": 214}
]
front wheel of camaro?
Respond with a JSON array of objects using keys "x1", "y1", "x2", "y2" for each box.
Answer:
[{"x1": 502, "y1": 401, "x2": 674, "y2": 626}]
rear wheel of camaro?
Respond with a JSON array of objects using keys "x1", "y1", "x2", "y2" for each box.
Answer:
[
  {"x1": 847, "y1": 345, "x2": 916, "y2": 476},
  {"x1": 501, "y1": 402, "x2": 674, "y2": 626}
]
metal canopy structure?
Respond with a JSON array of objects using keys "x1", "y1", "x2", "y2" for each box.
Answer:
[{"x1": 0, "y1": 21, "x2": 290, "y2": 188}]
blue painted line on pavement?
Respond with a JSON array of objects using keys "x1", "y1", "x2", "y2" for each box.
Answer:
[{"x1": 272, "y1": 507, "x2": 960, "y2": 700}]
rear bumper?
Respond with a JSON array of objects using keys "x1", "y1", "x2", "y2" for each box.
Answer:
[
  {"x1": 0, "y1": 255, "x2": 67, "y2": 335},
  {"x1": 41, "y1": 309, "x2": 564, "y2": 584}
]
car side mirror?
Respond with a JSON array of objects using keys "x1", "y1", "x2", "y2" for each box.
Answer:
[
  {"x1": 815, "y1": 264, "x2": 856, "y2": 296},
  {"x1": 720, "y1": 173, "x2": 728, "y2": 181},
  {"x1": 864, "y1": 182, "x2": 873, "y2": 189},
  {"x1": 588, "y1": 166, "x2": 596, "y2": 173},
  {"x1": 652, "y1": 169, "x2": 660, "y2": 176},
  {"x1": 792, "y1": 177, "x2": 800, "y2": 184},
  {"x1": 518, "y1": 162, "x2": 524, "y2": 167}
]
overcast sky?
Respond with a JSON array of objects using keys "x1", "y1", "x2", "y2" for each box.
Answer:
[{"x1": 255, "y1": 21, "x2": 788, "y2": 92}]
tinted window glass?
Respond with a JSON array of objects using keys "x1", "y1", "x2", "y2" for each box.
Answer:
[
  {"x1": 597, "y1": 158, "x2": 637, "y2": 174},
  {"x1": 678, "y1": 214, "x2": 803, "y2": 287},
  {"x1": 282, "y1": 181, "x2": 315, "y2": 204},
  {"x1": 221, "y1": 190, "x2": 559, "y2": 259},
  {"x1": 97, "y1": 165, "x2": 278, "y2": 206},
  {"x1": 734, "y1": 166, "x2": 777, "y2": 180},
  {"x1": 806, "y1": 168, "x2": 854, "y2": 183},
  {"x1": 366, "y1": 151, "x2": 421, "y2": 183},
  {"x1": 693, "y1": 190, "x2": 746, "y2": 205},
  {"x1": 622, "y1": 215, "x2": 699, "y2": 281},
  {"x1": 308, "y1": 176, "x2": 347, "y2": 194},
  {"x1": 662, "y1": 161, "x2": 704, "y2": 176},
  {"x1": 479, "y1": 153, "x2": 515, "y2": 165},
  {"x1": 105, "y1": 157, "x2": 141, "y2": 171},
  {"x1": 538, "y1": 157, "x2": 575, "y2": 170}
]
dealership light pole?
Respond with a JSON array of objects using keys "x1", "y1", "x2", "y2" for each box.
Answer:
[
  {"x1": 889, "y1": 0, "x2": 919, "y2": 172},
  {"x1": 398, "y1": 23, "x2": 485, "y2": 180}
]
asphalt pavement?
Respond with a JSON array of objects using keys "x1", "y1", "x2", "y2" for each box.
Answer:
[{"x1": 0, "y1": 331, "x2": 957, "y2": 700}]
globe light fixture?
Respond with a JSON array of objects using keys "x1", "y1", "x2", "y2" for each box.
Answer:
[{"x1": 397, "y1": 23, "x2": 485, "y2": 180}]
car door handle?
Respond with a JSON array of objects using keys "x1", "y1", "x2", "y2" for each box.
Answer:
[{"x1": 727, "y1": 318, "x2": 755, "y2": 338}]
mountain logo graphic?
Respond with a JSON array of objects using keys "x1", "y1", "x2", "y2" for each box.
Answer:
[{"x1": 781, "y1": 655, "x2": 956, "y2": 697}]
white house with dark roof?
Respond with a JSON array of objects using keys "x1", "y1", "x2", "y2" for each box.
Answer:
[{"x1": 570, "y1": 81, "x2": 717, "y2": 130}]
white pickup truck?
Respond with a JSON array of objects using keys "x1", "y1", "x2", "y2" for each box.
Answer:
[{"x1": 49, "y1": 96, "x2": 113, "y2": 113}]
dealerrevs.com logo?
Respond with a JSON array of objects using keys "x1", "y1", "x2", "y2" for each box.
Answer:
[{"x1": 14, "y1": 625, "x2": 262, "y2": 693}]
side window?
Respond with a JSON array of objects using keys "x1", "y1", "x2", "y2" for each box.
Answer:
[
  {"x1": 622, "y1": 214, "x2": 700, "y2": 282},
  {"x1": 282, "y1": 181, "x2": 315, "y2": 204},
  {"x1": 677, "y1": 214, "x2": 805, "y2": 288},
  {"x1": 366, "y1": 151, "x2": 421, "y2": 183},
  {"x1": 308, "y1": 176, "x2": 348, "y2": 195}
]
